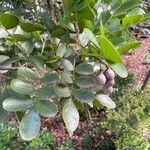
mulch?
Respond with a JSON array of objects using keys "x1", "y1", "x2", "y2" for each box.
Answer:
[{"x1": 123, "y1": 37, "x2": 150, "y2": 84}]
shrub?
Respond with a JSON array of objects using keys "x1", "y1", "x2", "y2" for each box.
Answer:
[{"x1": 0, "y1": 0, "x2": 150, "y2": 140}]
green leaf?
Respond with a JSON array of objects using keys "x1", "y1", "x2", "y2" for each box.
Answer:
[
  {"x1": 110, "y1": 63, "x2": 128, "y2": 78},
  {"x1": 3, "y1": 97, "x2": 33, "y2": 112},
  {"x1": 75, "y1": 76, "x2": 94, "y2": 88},
  {"x1": 31, "y1": 56, "x2": 44, "y2": 69},
  {"x1": 73, "y1": 88, "x2": 95, "y2": 103},
  {"x1": 128, "y1": 8, "x2": 145, "y2": 15},
  {"x1": 35, "y1": 85, "x2": 57, "y2": 99},
  {"x1": 18, "y1": 67, "x2": 39, "y2": 80},
  {"x1": 76, "y1": 0, "x2": 91, "y2": 10},
  {"x1": 0, "y1": 12, "x2": 19, "y2": 29},
  {"x1": 42, "y1": 14, "x2": 56, "y2": 33},
  {"x1": 0, "y1": 55, "x2": 9, "y2": 64},
  {"x1": 0, "y1": 27, "x2": 9, "y2": 38},
  {"x1": 19, "y1": 110, "x2": 41, "y2": 141},
  {"x1": 76, "y1": 6, "x2": 95, "y2": 20},
  {"x1": 56, "y1": 43, "x2": 67, "y2": 57},
  {"x1": 100, "y1": 11, "x2": 111, "y2": 24},
  {"x1": 35, "y1": 100, "x2": 57, "y2": 117},
  {"x1": 122, "y1": 15, "x2": 142, "y2": 28},
  {"x1": 82, "y1": 28, "x2": 99, "y2": 48},
  {"x1": 78, "y1": 19, "x2": 93, "y2": 31},
  {"x1": 63, "y1": 0, "x2": 76, "y2": 17},
  {"x1": 61, "y1": 18, "x2": 75, "y2": 32},
  {"x1": 61, "y1": 70, "x2": 73, "y2": 84},
  {"x1": 141, "y1": 12, "x2": 150, "y2": 22},
  {"x1": 51, "y1": 28, "x2": 66, "y2": 37},
  {"x1": 60, "y1": 59, "x2": 74, "y2": 71},
  {"x1": 20, "y1": 22, "x2": 45, "y2": 32},
  {"x1": 96, "y1": 94, "x2": 116, "y2": 109},
  {"x1": 11, "y1": 79, "x2": 34, "y2": 95},
  {"x1": 113, "y1": 0, "x2": 141, "y2": 15},
  {"x1": 99, "y1": 35, "x2": 123, "y2": 63},
  {"x1": 62, "y1": 99, "x2": 79, "y2": 136},
  {"x1": 55, "y1": 85, "x2": 71, "y2": 98},
  {"x1": 75, "y1": 63, "x2": 93, "y2": 75},
  {"x1": 20, "y1": 41, "x2": 34, "y2": 56},
  {"x1": 117, "y1": 41, "x2": 141, "y2": 54},
  {"x1": 105, "y1": 18, "x2": 121, "y2": 31},
  {"x1": 42, "y1": 73, "x2": 60, "y2": 84},
  {"x1": 6, "y1": 34, "x2": 29, "y2": 42}
]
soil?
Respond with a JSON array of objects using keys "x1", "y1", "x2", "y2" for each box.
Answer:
[{"x1": 123, "y1": 37, "x2": 150, "y2": 84}]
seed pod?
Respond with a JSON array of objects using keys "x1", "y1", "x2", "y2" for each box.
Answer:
[
  {"x1": 95, "y1": 73, "x2": 106, "y2": 85},
  {"x1": 104, "y1": 68, "x2": 115, "y2": 80},
  {"x1": 102, "y1": 86, "x2": 113, "y2": 95}
]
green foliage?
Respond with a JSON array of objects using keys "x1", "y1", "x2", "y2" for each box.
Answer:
[
  {"x1": 0, "y1": 122, "x2": 55, "y2": 149},
  {"x1": 103, "y1": 87, "x2": 150, "y2": 149},
  {"x1": 0, "y1": 0, "x2": 149, "y2": 140}
]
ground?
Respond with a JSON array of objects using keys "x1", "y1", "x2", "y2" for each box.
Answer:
[{"x1": 123, "y1": 37, "x2": 150, "y2": 83}]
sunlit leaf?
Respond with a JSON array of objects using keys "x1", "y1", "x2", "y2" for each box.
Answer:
[
  {"x1": 62, "y1": 99, "x2": 79, "y2": 135},
  {"x1": 19, "y1": 110, "x2": 40, "y2": 141}
]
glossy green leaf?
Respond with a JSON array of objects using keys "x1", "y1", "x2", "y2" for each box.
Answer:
[
  {"x1": 63, "y1": 0, "x2": 76, "y2": 17},
  {"x1": 110, "y1": 63, "x2": 128, "y2": 78},
  {"x1": 0, "y1": 55, "x2": 9, "y2": 64},
  {"x1": 35, "y1": 100, "x2": 57, "y2": 117},
  {"x1": 99, "y1": 35, "x2": 123, "y2": 63},
  {"x1": 42, "y1": 14, "x2": 56, "y2": 33},
  {"x1": 100, "y1": 10, "x2": 111, "y2": 24},
  {"x1": 75, "y1": 63, "x2": 93, "y2": 75},
  {"x1": 42, "y1": 73, "x2": 60, "y2": 84},
  {"x1": 0, "y1": 27, "x2": 9, "y2": 38},
  {"x1": 113, "y1": 0, "x2": 141, "y2": 15},
  {"x1": 11, "y1": 79, "x2": 34, "y2": 95},
  {"x1": 62, "y1": 99, "x2": 79, "y2": 136},
  {"x1": 19, "y1": 110, "x2": 41, "y2": 141},
  {"x1": 35, "y1": 85, "x2": 57, "y2": 99},
  {"x1": 20, "y1": 22, "x2": 45, "y2": 32},
  {"x1": 73, "y1": 88, "x2": 95, "y2": 103},
  {"x1": 18, "y1": 67, "x2": 39, "y2": 80},
  {"x1": 78, "y1": 19, "x2": 93, "y2": 31},
  {"x1": 61, "y1": 18, "x2": 75, "y2": 32},
  {"x1": 76, "y1": 0, "x2": 91, "y2": 10},
  {"x1": 60, "y1": 59, "x2": 74, "y2": 71},
  {"x1": 6, "y1": 34, "x2": 29, "y2": 42},
  {"x1": 123, "y1": 15, "x2": 142, "y2": 28},
  {"x1": 82, "y1": 28, "x2": 99, "y2": 48},
  {"x1": 105, "y1": 18, "x2": 121, "y2": 31},
  {"x1": 61, "y1": 70, "x2": 73, "y2": 83},
  {"x1": 51, "y1": 28, "x2": 66, "y2": 37},
  {"x1": 96, "y1": 94, "x2": 116, "y2": 109},
  {"x1": 76, "y1": 6, "x2": 95, "y2": 20},
  {"x1": 75, "y1": 76, "x2": 94, "y2": 88},
  {"x1": 56, "y1": 43, "x2": 67, "y2": 57},
  {"x1": 0, "y1": 12, "x2": 19, "y2": 29},
  {"x1": 3, "y1": 97, "x2": 33, "y2": 112},
  {"x1": 55, "y1": 85, "x2": 71, "y2": 98},
  {"x1": 117, "y1": 41, "x2": 141, "y2": 54},
  {"x1": 31, "y1": 56, "x2": 44, "y2": 69},
  {"x1": 20, "y1": 41, "x2": 34, "y2": 55}
]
